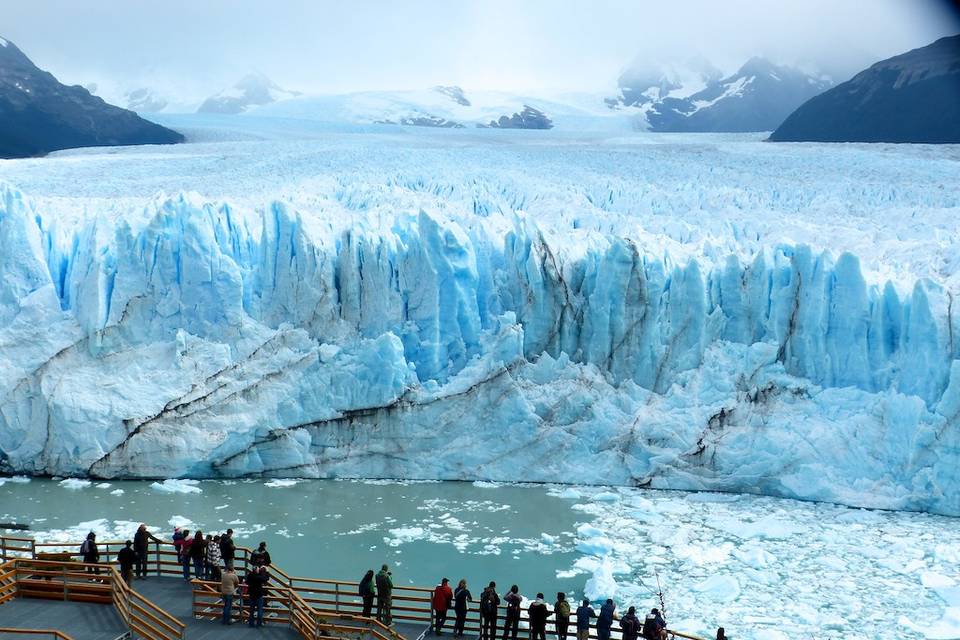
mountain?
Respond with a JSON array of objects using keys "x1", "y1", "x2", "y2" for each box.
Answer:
[
  {"x1": 125, "y1": 87, "x2": 168, "y2": 113},
  {"x1": 770, "y1": 35, "x2": 960, "y2": 143},
  {"x1": 610, "y1": 57, "x2": 832, "y2": 132},
  {"x1": 197, "y1": 73, "x2": 300, "y2": 114},
  {"x1": 0, "y1": 36, "x2": 184, "y2": 158},
  {"x1": 483, "y1": 105, "x2": 553, "y2": 129}
]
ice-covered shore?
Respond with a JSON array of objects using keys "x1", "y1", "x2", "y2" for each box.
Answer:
[{"x1": 0, "y1": 125, "x2": 958, "y2": 515}]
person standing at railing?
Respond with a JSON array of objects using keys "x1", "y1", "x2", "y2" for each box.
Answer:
[
  {"x1": 80, "y1": 532, "x2": 100, "y2": 576},
  {"x1": 359, "y1": 569, "x2": 376, "y2": 617},
  {"x1": 453, "y1": 578, "x2": 472, "y2": 637},
  {"x1": 620, "y1": 607, "x2": 641, "y2": 640},
  {"x1": 575, "y1": 599, "x2": 596, "y2": 640},
  {"x1": 502, "y1": 585, "x2": 522, "y2": 640},
  {"x1": 376, "y1": 564, "x2": 394, "y2": 626},
  {"x1": 133, "y1": 524, "x2": 160, "y2": 579},
  {"x1": 172, "y1": 527, "x2": 185, "y2": 562},
  {"x1": 189, "y1": 530, "x2": 206, "y2": 579},
  {"x1": 179, "y1": 530, "x2": 193, "y2": 581},
  {"x1": 221, "y1": 566, "x2": 240, "y2": 625},
  {"x1": 432, "y1": 577, "x2": 454, "y2": 635},
  {"x1": 246, "y1": 565, "x2": 268, "y2": 627},
  {"x1": 479, "y1": 581, "x2": 500, "y2": 640},
  {"x1": 116, "y1": 540, "x2": 137, "y2": 584},
  {"x1": 528, "y1": 593, "x2": 551, "y2": 640},
  {"x1": 207, "y1": 535, "x2": 223, "y2": 581},
  {"x1": 250, "y1": 541, "x2": 271, "y2": 567},
  {"x1": 554, "y1": 593, "x2": 571, "y2": 640},
  {"x1": 597, "y1": 600, "x2": 618, "y2": 640},
  {"x1": 220, "y1": 529, "x2": 236, "y2": 570},
  {"x1": 641, "y1": 608, "x2": 667, "y2": 640}
]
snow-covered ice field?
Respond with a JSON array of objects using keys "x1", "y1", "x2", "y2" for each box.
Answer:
[
  {"x1": 1, "y1": 116, "x2": 959, "y2": 516},
  {"x1": 1, "y1": 477, "x2": 958, "y2": 640}
]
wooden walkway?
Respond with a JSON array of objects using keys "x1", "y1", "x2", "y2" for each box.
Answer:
[{"x1": 0, "y1": 595, "x2": 126, "y2": 640}]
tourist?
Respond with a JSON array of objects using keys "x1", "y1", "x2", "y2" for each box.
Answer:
[
  {"x1": 453, "y1": 579, "x2": 472, "y2": 637},
  {"x1": 479, "y1": 581, "x2": 500, "y2": 640},
  {"x1": 221, "y1": 566, "x2": 240, "y2": 625},
  {"x1": 133, "y1": 524, "x2": 158, "y2": 579},
  {"x1": 642, "y1": 609, "x2": 667, "y2": 640},
  {"x1": 220, "y1": 529, "x2": 236, "y2": 570},
  {"x1": 502, "y1": 585, "x2": 522, "y2": 640},
  {"x1": 432, "y1": 577, "x2": 454, "y2": 635},
  {"x1": 207, "y1": 535, "x2": 223, "y2": 581},
  {"x1": 250, "y1": 541, "x2": 272, "y2": 567},
  {"x1": 179, "y1": 530, "x2": 192, "y2": 580},
  {"x1": 620, "y1": 607, "x2": 641, "y2": 640},
  {"x1": 80, "y1": 531, "x2": 100, "y2": 576},
  {"x1": 715, "y1": 627, "x2": 725, "y2": 640},
  {"x1": 359, "y1": 569, "x2": 376, "y2": 617},
  {"x1": 376, "y1": 564, "x2": 394, "y2": 625},
  {"x1": 527, "y1": 593, "x2": 551, "y2": 640},
  {"x1": 554, "y1": 593, "x2": 570, "y2": 640},
  {"x1": 189, "y1": 529, "x2": 206, "y2": 579},
  {"x1": 597, "y1": 600, "x2": 617, "y2": 640},
  {"x1": 246, "y1": 566, "x2": 268, "y2": 627},
  {"x1": 575, "y1": 600, "x2": 596, "y2": 640},
  {"x1": 172, "y1": 527, "x2": 185, "y2": 562},
  {"x1": 116, "y1": 540, "x2": 137, "y2": 584}
]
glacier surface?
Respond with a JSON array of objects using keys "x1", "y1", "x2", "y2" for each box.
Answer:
[{"x1": 0, "y1": 119, "x2": 959, "y2": 515}]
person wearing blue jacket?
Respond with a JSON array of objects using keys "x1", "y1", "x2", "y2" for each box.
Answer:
[{"x1": 597, "y1": 600, "x2": 617, "y2": 640}]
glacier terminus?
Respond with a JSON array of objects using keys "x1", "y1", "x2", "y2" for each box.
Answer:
[{"x1": 1, "y1": 120, "x2": 958, "y2": 516}]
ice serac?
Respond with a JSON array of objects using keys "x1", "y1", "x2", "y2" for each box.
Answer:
[{"x1": 0, "y1": 184, "x2": 958, "y2": 515}]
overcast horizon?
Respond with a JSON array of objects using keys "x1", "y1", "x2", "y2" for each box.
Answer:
[{"x1": 1, "y1": 0, "x2": 958, "y2": 101}]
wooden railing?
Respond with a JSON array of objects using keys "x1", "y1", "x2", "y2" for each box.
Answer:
[
  {"x1": 0, "y1": 558, "x2": 184, "y2": 640},
  {"x1": 0, "y1": 629, "x2": 75, "y2": 640},
  {"x1": 0, "y1": 535, "x2": 708, "y2": 640}
]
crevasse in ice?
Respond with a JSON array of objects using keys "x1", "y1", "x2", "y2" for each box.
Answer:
[{"x1": 0, "y1": 179, "x2": 957, "y2": 515}]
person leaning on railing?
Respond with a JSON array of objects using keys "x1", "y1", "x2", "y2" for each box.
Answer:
[
  {"x1": 80, "y1": 532, "x2": 100, "y2": 576},
  {"x1": 220, "y1": 565, "x2": 240, "y2": 625},
  {"x1": 359, "y1": 569, "x2": 376, "y2": 617},
  {"x1": 376, "y1": 564, "x2": 394, "y2": 626},
  {"x1": 453, "y1": 579, "x2": 473, "y2": 637},
  {"x1": 133, "y1": 524, "x2": 162, "y2": 579},
  {"x1": 479, "y1": 582, "x2": 500, "y2": 640}
]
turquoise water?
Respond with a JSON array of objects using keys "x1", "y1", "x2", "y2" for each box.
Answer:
[{"x1": 2, "y1": 477, "x2": 959, "y2": 640}]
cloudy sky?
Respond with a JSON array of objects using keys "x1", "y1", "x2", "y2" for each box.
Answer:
[{"x1": 1, "y1": 0, "x2": 957, "y2": 99}]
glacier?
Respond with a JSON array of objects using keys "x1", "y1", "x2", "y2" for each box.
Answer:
[{"x1": 0, "y1": 121, "x2": 958, "y2": 516}]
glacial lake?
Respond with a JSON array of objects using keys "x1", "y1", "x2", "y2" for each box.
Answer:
[{"x1": 1, "y1": 478, "x2": 958, "y2": 640}]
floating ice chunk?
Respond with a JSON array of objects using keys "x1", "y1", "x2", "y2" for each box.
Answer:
[
  {"x1": 110, "y1": 489, "x2": 125, "y2": 496},
  {"x1": 0, "y1": 476, "x2": 30, "y2": 486},
  {"x1": 59, "y1": 478, "x2": 92, "y2": 489},
  {"x1": 151, "y1": 479, "x2": 202, "y2": 494},
  {"x1": 385, "y1": 526, "x2": 427, "y2": 546},
  {"x1": 168, "y1": 515, "x2": 195, "y2": 529},
  {"x1": 553, "y1": 488, "x2": 582, "y2": 500},
  {"x1": 693, "y1": 575, "x2": 741, "y2": 602},
  {"x1": 713, "y1": 515, "x2": 801, "y2": 540},
  {"x1": 576, "y1": 536, "x2": 614, "y2": 556},
  {"x1": 901, "y1": 609, "x2": 960, "y2": 640},
  {"x1": 264, "y1": 479, "x2": 300, "y2": 488},
  {"x1": 583, "y1": 557, "x2": 619, "y2": 600},
  {"x1": 541, "y1": 533, "x2": 556, "y2": 545},
  {"x1": 95, "y1": 483, "x2": 111, "y2": 489},
  {"x1": 473, "y1": 481, "x2": 501, "y2": 489},
  {"x1": 576, "y1": 524, "x2": 605, "y2": 538},
  {"x1": 592, "y1": 491, "x2": 621, "y2": 503},
  {"x1": 733, "y1": 546, "x2": 775, "y2": 568}
]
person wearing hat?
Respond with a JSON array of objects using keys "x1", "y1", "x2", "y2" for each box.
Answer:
[{"x1": 376, "y1": 564, "x2": 394, "y2": 625}]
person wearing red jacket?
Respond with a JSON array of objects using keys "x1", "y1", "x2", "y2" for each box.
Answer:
[{"x1": 432, "y1": 577, "x2": 454, "y2": 635}]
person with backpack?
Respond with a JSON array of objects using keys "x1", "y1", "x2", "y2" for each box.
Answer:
[
  {"x1": 220, "y1": 529, "x2": 236, "y2": 570},
  {"x1": 359, "y1": 570, "x2": 376, "y2": 617},
  {"x1": 620, "y1": 607, "x2": 641, "y2": 640},
  {"x1": 528, "y1": 593, "x2": 551, "y2": 640},
  {"x1": 554, "y1": 593, "x2": 571, "y2": 640},
  {"x1": 188, "y1": 530, "x2": 206, "y2": 579},
  {"x1": 479, "y1": 581, "x2": 500, "y2": 640},
  {"x1": 642, "y1": 608, "x2": 667, "y2": 640},
  {"x1": 376, "y1": 564, "x2": 394, "y2": 625},
  {"x1": 432, "y1": 577, "x2": 454, "y2": 635},
  {"x1": 597, "y1": 599, "x2": 617, "y2": 640},
  {"x1": 116, "y1": 540, "x2": 137, "y2": 584},
  {"x1": 575, "y1": 600, "x2": 596, "y2": 640},
  {"x1": 80, "y1": 532, "x2": 100, "y2": 576},
  {"x1": 453, "y1": 579, "x2": 472, "y2": 637},
  {"x1": 250, "y1": 541, "x2": 271, "y2": 567},
  {"x1": 502, "y1": 585, "x2": 522, "y2": 640},
  {"x1": 172, "y1": 527, "x2": 185, "y2": 562}
]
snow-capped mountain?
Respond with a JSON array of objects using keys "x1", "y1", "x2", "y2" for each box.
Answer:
[
  {"x1": 610, "y1": 56, "x2": 832, "y2": 132},
  {"x1": 198, "y1": 73, "x2": 301, "y2": 114},
  {"x1": 251, "y1": 85, "x2": 625, "y2": 130},
  {"x1": 0, "y1": 35, "x2": 184, "y2": 158},
  {"x1": 125, "y1": 87, "x2": 168, "y2": 114},
  {"x1": 771, "y1": 35, "x2": 960, "y2": 143}
]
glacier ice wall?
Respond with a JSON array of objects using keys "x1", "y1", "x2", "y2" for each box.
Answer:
[{"x1": 0, "y1": 182, "x2": 958, "y2": 515}]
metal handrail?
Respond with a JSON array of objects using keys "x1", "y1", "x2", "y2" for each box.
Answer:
[{"x1": 0, "y1": 628, "x2": 75, "y2": 640}]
